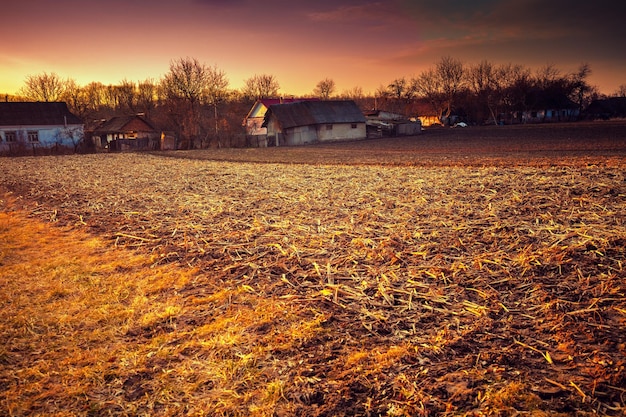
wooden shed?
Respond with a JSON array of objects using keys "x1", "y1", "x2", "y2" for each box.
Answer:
[
  {"x1": 365, "y1": 110, "x2": 422, "y2": 137},
  {"x1": 92, "y1": 115, "x2": 160, "y2": 151}
]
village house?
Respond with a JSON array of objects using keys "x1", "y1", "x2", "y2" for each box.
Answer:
[
  {"x1": 0, "y1": 102, "x2": 84, "y2": 154},
  {"x1": 92, "y1": 114, "x2": 161, "y2": 151},
  {"x1": 262, "y1": 100, "x2": 366, "y2": 146},
  {"x1": 513, "y1": 98, "x2": 580, "y2": 124},
  {"x1": 243, "y1": 97, "x2": 318, "y2": 146}
]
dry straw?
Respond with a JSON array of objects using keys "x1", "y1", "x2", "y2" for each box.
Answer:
[{"x1": 1, "y1": 135, "x2": 625, "y2": 416}]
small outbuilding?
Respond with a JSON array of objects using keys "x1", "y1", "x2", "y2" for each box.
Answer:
[
  {"x1": 92, "y1": 115, "x2": 160, "y2": 151},
  {"x1": 0, "y1": 102, "x2": 84, "y2": 154},
  {"x1": 365, "y1": 110, "x2": 422, "y2": 137},
  {"x1": 263, "y1": 100, "x2": 366, "y2": 146}
]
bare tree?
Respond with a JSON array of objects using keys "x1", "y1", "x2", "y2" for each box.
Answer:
[
  {"x1": 468, "y1": 60, "x2": 493, "y2": 95},
  {"x1": 468, "y1": 60, "x2": 493, "y2": 123},
  {"x1": 341, "y1": 86, "x2": 364, "y2": 100},
  {"x1": 60, "y1": 79, "x2": 90, "y2": 120},
  {"x1": 204, "y1": 64, "x2": 230, "y2": 146},
  {"x1": 500, "y1": 63, "x2": 533, "y2": 123},
  {"x1": 314, "y1": 78, "x2": 336, "y2": 99},
  {"x1": 569, "y1": 63, "x2": 594, "y2": 111},
  {"x1": 377, "y1": 77, "x2": 418, "y2": 114},
  {"x1": 415, "y1": 57, "x2": 465, "y2": 124},
  {"x1": 396, "y1": 77, "x2": 419, "y2": 101},
  {"x1": 242, "y1": 74, "x2": 280, "y2": 100},
  {"x1": 532, "y1": 63, "x2": 576, "y2": 121},
  {"x1": 161, "y1": 57, "x2": 216, "y2": 149},
  {"x1": 387, "y1": 78, "x2": 404, "y2": 99},
  {"x1": 534, "y1": 64, "x2": 561, "y2": 89},
  {"x1": 614, "y1": 84, "x2": 626, "y2": 97},
  {"x1": 83, "y1": 82, "x2": 107, "y2": 111},
  {"x1": 496, "y1": 63, "x2": 530, "y2": 93},
  {"x1": 104, "y1": 85, "x2": 121, "y2": 109},
  {"x1": 467, "y1": 61, "x2": 532, "y2": 125},
  {"x1": 136, "y1": 78, "x2": 157, "y2": 117},
  {"x1": 116, "y1": 79, "x2": 137, "y2": 112},
  {"x1": 375, "y1": 84, "x2": 389, "y2": 99},
  {"x1": 415, "y1": 68, "x2": 446, "y2": 122},
  {"x1": 20, "y1": 72, "x2": 68, "y2": 102},
  {"x1": 436, "y1": 56, "x2": 465, "y2": 121}
]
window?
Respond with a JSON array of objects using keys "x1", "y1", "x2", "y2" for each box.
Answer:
[
  {"x1": 326, "y1": 124, "x2": 333, "y2": 130},
  {"x1": 351, "y1": 123, "x2": 358, "y2": 129},
  {"x1": 28, "y1": 131, "x2": 39, "y2": 142},
  {"x1": 5, "y1": 131, "x2": 16, "y2": 142}
]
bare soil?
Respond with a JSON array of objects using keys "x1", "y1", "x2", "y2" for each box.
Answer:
[
  {"x1": 163, "y1": 120, "x2": 626, "y2": 166},
  {"x1": 1, "y1": 121, "x2": 625, "y2": 416}
]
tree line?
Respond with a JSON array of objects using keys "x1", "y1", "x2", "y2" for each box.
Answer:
[
  {"x1": 4, "y1": 56, "x2": 626, "y2": 148},
  {"x1": 376, "y1": 58, "x2": 618, "y2": 126}
]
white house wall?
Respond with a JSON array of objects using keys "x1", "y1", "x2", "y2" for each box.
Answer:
[
  {"x1": 284, "y1": 125, "x2": 317, "y2": 146},
  {"x1": 317, "y1": 123, "x2": 366, "y2": 142},
  {"x1": 0, "y1": 124, "x2": 84, "y2": 151}
]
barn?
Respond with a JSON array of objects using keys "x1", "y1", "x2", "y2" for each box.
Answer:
[
  {"x1": 263, "y1": 100, "x2": 366, "y2": 146},
  {"x1": 0, "y1": 102, "x2": 84, "y2": 154},
  {"x1": 243, "y1": 97, "x2": 318, "y2": 147}
]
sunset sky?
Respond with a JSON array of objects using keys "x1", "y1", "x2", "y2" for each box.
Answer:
[{"x1": 2, "y1": 0, "x2": 625, "y2": 96}]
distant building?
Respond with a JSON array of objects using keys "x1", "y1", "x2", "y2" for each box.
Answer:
[
  {"x1": 515, "y1": 101, "x2": 580, "y2": 124},
  {"x1": 364, "y1": 110, "x2": 422, "y2": 137},
  {"x1": 243, "y1": 98, "x2": 318, "y2": 146},
  {"x1": 92, "y1": 115, "x2": 160, "y2": 151},
  {"x1": 583, "y1": 97, "x2": 626, "y2": 120},
  {"x1": 411, "y1": 100, "x2": 443, "y2": 127},
  {"x1": 506, "y1": 90, "x2": 580, "y2": 124},
  {"x1": 263, "y1": 100, "x2": 366, "y2": 146},
  {"x1": 0, "y1": 102, "x2": 84, "y2": 154}
]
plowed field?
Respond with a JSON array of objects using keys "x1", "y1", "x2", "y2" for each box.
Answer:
[{"x1": 1, "y1": 121, "x2": 625, "y2": 416}]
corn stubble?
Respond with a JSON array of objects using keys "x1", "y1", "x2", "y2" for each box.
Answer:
[{"x1": 1, "y1": 144, "x2": 625, "y2": 416}]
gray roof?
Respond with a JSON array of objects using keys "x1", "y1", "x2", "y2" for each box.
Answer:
[
  {"x1": 264, "y1": 100, "x2": 365, "y2": 129},
  {"x1": 0, "y1": 102, "x2": 82, "y2": 126}
]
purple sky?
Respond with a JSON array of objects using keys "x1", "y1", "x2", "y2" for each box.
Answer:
[{"x1": 1, "y1": 0, "x2": 624, "y2": 95}]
